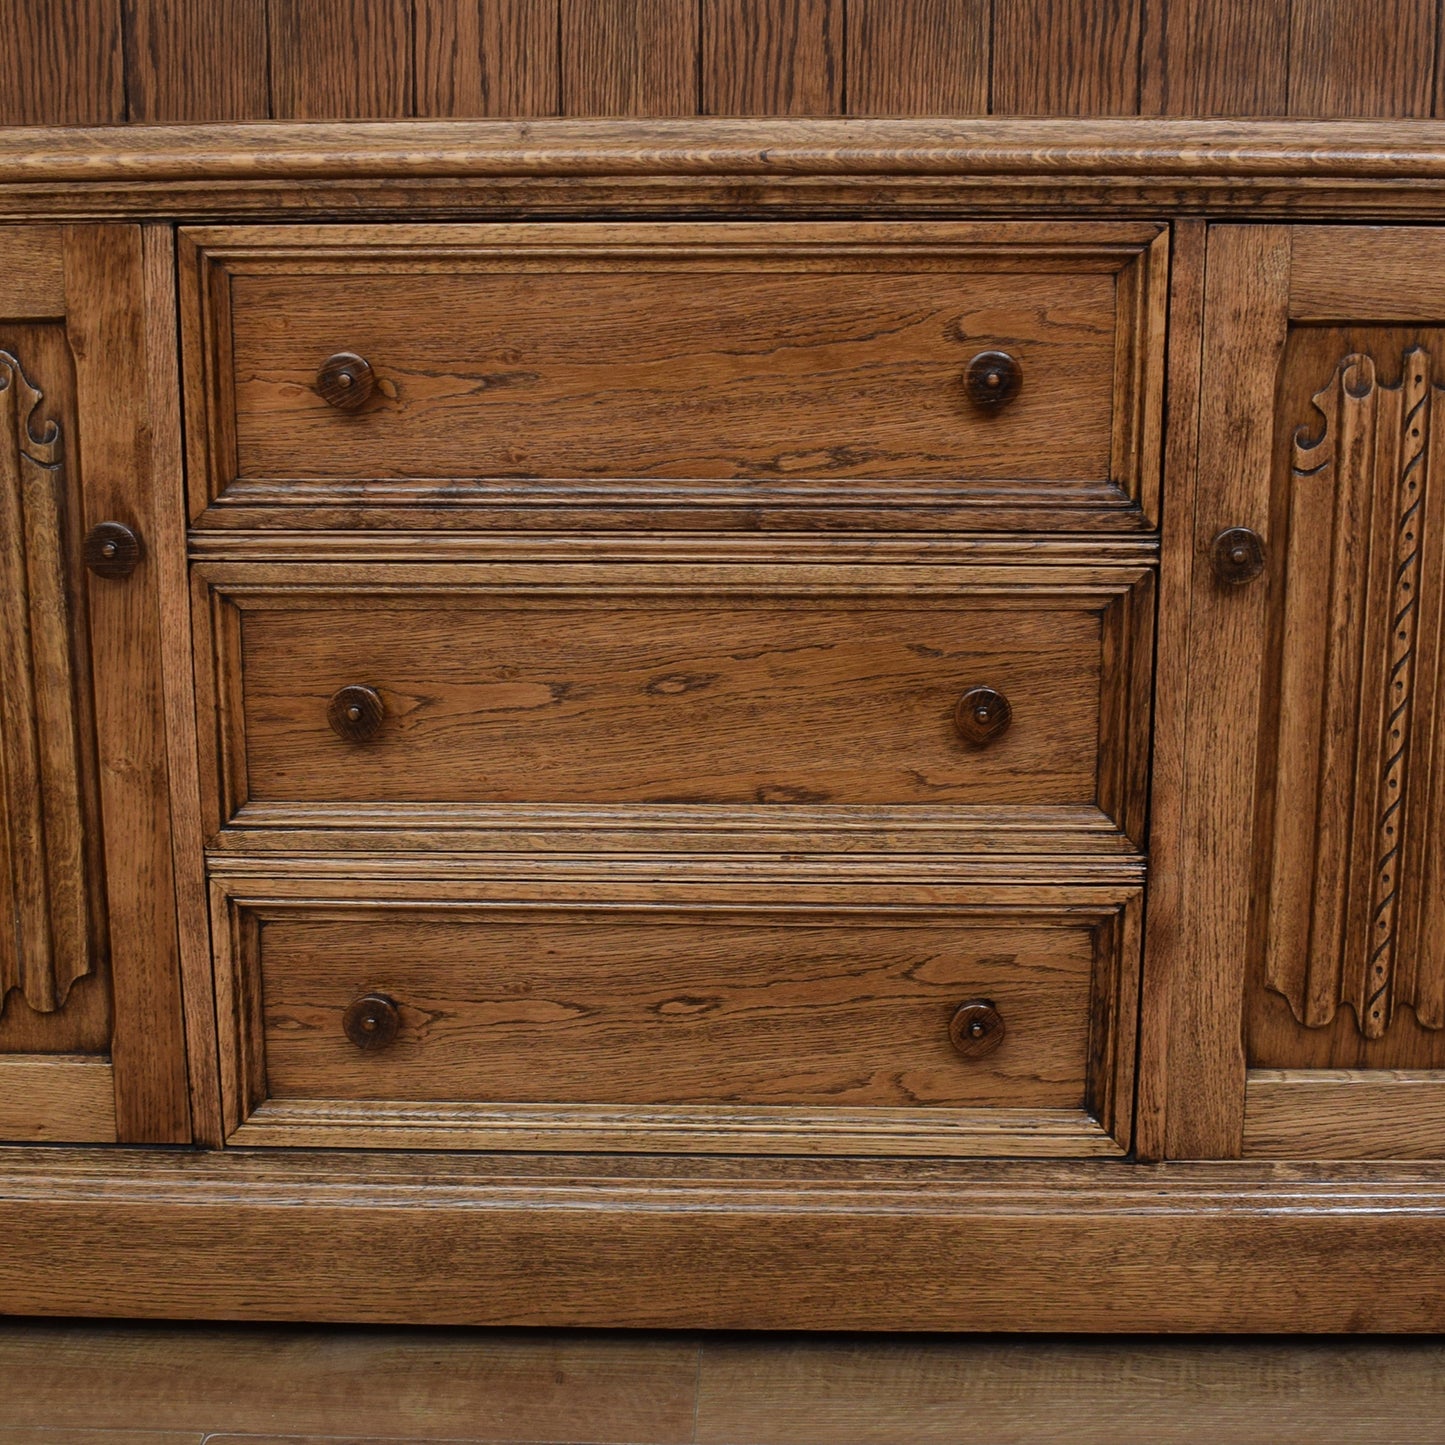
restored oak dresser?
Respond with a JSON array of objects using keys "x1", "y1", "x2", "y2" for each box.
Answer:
[{"x1": 5, "y1": 115, "x2": 1445, "y2": 1330}]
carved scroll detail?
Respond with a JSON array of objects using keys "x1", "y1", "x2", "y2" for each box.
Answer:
[
  {"x1": 0, "y1": 350, "x2": 91, "y2": 1017},
  {"x1": 1267, "y1": 347, "x2": 1445, "y2": 1039}
]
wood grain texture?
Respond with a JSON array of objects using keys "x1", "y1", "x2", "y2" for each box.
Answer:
[
  {"x1": 415, "y1": 0, "x2": 561, "y2": 117},
  {"x1": 0, "y1": 0, "x2": 124, "y2": 125},
  {"x1": 0, "y1": 1433, "x2": 197, "y2": 1445},
  {"x1": 208, "y1": 865, "x2": 1140, "y2": 1156},
  {"x1": 1265, "y1": 338, "x2": 1445, "y2": 1043},
  {"x1": 1160, "y1": 225, "x2": 1289, "y2": 1158},
  {"x1": 561, "y1": 0, "x2": 697, "y2": 116},
  {"x1": 1244, "y1": 1070, "x2": 1445, "y2": 1158},
  {"x1": 122, "y1": 0, "x2": 268, "y2": 121},
  {"x1": 13, "y1": 1329, "x2": 1445, "y2": 1443},
  {"x1": 1288, "y1": 226, "x2": 1445, "y2": 320},
  {"x1": 18, "y1": 120, "x2": 1445, "y2": 225},
  {"x1": 0, "y1": 338, "x2": 92, "y2": 1021},
  {"x1": 0, "y1": 1055, "x2": 115, "y2": 1142},
  {"x1": 269, "y1": 0, "x2": 412, "y2": 120},
  {"x1": 702, "y1": 0, "x2": 841, "y2": 116},
  {"x1": 0, "y1": 321, "x2": 110, "y2": 1061},
  {"x1": 251, "y1": 907, "x2": 1104, "y2": 1112},
  {"x1": 1140, "y1": 0, "x2": 1288, "y2": 116},
  {"x1": 223, "y1": 585, "x2": 1122, "y2": 811},
  {"x1": 695, "y1": 1335, "x2": 1445, "y2": 1444},
  {"x1": 6, "y1": 1149, "x2": 1445, "y2": 1328},
  {"x1": 1289, "y1": 0, "x2": 1436, "y2": 118},
  {"x1": 1134, "y1": 219, "x2": 1206, "y2": 1162},
  {"x1": 992, "y1": 0, "x2": 1142, "y2": 116},
  {"x1": 63, "y1": 224, "x2": 190, "y2": 1143},
  {"x1": 189, "y1": 220, "x2": 1160, "y2": 533},
  {"x1": 0, "y1": 226, "x2": 65, "y2": 318},
  {"x1": 846, "y1": 0, "x2": 989, "y2": 116},
  {"x1": 0, "y1": 1321, "x2": 697, "y2": 1440},
  {"x1": 145, "y1": 224, "x2": 221, "y2": 1146}
]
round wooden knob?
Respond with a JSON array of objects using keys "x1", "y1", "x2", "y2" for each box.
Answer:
[
  {"x1": 83, "y1": 521, "x2": 142, "y2": 579},
  {"x1": 950, "y1": 1000, "x2": 1005, "y2": 1059},
  {"x1": 343, "y1": 993, "x2": 401, "y2": 1052},
  {"x1": 954, "y1": 685, "x2": 1012, "y2": 745},
  {"x1": 1211, "y1": 526, "x2": 1266, "y2": 585},
  {"x1": 317, "y1": 351, "x2": 376, "y2": 411},
  {"x1": 964, "y1": 350, "x2": 1022, "y2": 409},
  {"x1": 327, "y1": 685, "x2": 385, "y2": 742}
]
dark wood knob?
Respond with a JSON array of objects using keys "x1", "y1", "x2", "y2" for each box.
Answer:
[
  {"x1": 964, "y1": 350, "x2": 1022, "y2": 409},
  {"x1": 1211, "y1": 526, "x2": 1266, "y2": 585},
  {"x1": 83, "y1": 521, "x2": 142, "y2": 579},
  {"x1": 327, "y1": 685, "x2": 385, "y2": 742},
  {"x1": 950, "y1": 1000, "x2": 1005, "y2": 1059},
  {"x1": 343, "y1": 993, "x2": 401, "y2": 1051},
  {"x1": 954, "y1": 685, "x2": 1012, "y2": 745},
  {"x1": 317, "y1": 351, "x2": 376, "y2": 411}
]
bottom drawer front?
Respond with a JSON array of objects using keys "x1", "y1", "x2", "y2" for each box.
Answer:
[{"x1": 219, "y1": 886, "x2": 1140, "y2": 1157}]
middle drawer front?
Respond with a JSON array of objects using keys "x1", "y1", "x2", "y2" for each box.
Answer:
[{"x1": 200, "y1": 562, "x2": 1152, "y2": 841}]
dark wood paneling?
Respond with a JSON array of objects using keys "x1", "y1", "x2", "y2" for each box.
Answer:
[
  {"x1": 269, "y1": 0, "x2": 412, "y2": 120},
  {"x1": 992, "y1": 0, "x2": 1142, "y2": 116},
  {"x1": 0, "y1": 0, "x2": 124, "y2": 125},
  {"x1": 846, "y1": 0, "x2": 989, "y2": 116},
  {"x1": 415, "y1": 0, "x2": 560, "y2": 117},
  {"x1": 560, "y1": 0, "x2": 698, "y2": 115},
  {"x1": 701, "y1": 0, "x2": 841, "y2": 116},
  {"x1": 1289, "y1": 0, "x2": 1436, "y2": 118},
  {"x1": 123, "y1": 0, "x2": 268, "y2": 121},
  {"x1": 8, "y1": 0, "x2": 1445, "y2": 122},
  {"x1": 1140, "y1": 0, "x2": 1289, "y2": 116}
]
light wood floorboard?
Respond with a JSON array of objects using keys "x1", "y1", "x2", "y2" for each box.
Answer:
[{"x1": 0, "y1": 1324, "x2": 1443, "y2": 1442}]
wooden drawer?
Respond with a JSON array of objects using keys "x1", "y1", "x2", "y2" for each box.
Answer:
[
  {"x1": 196, "y1": 559, "x2": 1153, "y2": 849},
  {"x1": 181, "y1": 222, "x2": 1167, "y2": 532},
  {"x1": 214, "y1": 868, "x2": 1142, "y2": 1157}
]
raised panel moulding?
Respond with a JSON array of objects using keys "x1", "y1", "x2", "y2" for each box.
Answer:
[
  {"x1": 0, "y1": 349, "x2": 91, "y2": 1017},
  {"x1": 1268, "y1": 346, "x2": 1445, "y2": 1039}
]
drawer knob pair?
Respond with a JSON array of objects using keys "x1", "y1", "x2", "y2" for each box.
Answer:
[{"x1": 317, "y1": 351, "x2": 376, "y2": 411}]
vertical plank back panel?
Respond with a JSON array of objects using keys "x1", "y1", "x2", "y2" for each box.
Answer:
[
  {"x1": 701, "y1": 0, "x2": 841, "y2": 116},
  {"x1": 992, "y1": 0, "x2": 1141, "y2": 116},
  {"x1": 1140, "y1": 0, "x2": 1288, "y2": 116},
  {"x1": 0, "y1": 0, "x2": 125, "y2": 124},
  {"x1": 1288, "y1": 0, "x2": 1435, "y2": 118},
  {"x1": 560, "y1": 0, "x2": 699, "y2": 115},
  {"x1": 123, "y1": 0, "x2": 270, "y2": 121},
  {"x1": 269, "y1": 0, "x2": 413, "y2": 120},
  {"x1": 415, "y1": 0, "x2": 561, "y2": 117},
  {"x1": 846, "y1": 0, "x2": 989, "y2": 115}
]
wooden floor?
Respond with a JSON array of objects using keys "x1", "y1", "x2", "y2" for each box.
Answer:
[{"x1": 0, "y1": 1324, "x2": 1443, "y2": 1442}]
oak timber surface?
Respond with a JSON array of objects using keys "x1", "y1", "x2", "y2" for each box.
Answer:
[
  {"x1": 255, "y1": 911, "x2": 1096, "y2": 1109},
  {"x1": 3, "y1": 1323, "x2": 1445, "y2": 1443},
  {"x1": 231, "y1": 595, "x2": 1107, "y2": 809},
  {"x1": 7, "y1": 0, "x2": 1444, "y2": 125},
  {"x1": 185, "y1": 221, "x2": 1161, "y2": 532}
]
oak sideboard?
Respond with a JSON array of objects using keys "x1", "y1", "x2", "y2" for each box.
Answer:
[{"x1": 3, "y1": 119, "x2": 1445, "y2": 1329}]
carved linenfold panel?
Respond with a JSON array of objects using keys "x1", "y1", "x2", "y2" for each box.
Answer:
[
  {"x1": 1268, "y1": 345, "x2": 1445, "y2": 1040},
  {"x1": 0, "y1": 349, "x2": 91, "y2": 1017}
]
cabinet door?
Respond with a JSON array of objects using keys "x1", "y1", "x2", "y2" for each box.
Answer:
[
  {"x1": 1149, "y1": 225, "x2": 1445, "y2": 1159},
  {"x1": 0, "y1": 225, "x2": 193, "y2": 1143}
]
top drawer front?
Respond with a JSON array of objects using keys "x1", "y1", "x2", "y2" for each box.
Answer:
[{"x1": 182, "y1": 222, "x2": 1166, "y2": 532}]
